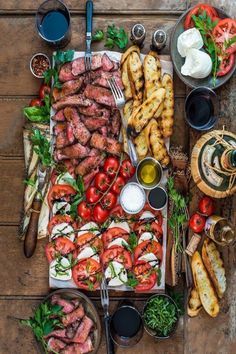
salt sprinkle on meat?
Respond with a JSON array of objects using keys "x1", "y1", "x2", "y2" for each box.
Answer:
[
  {"x1": 75, "y1": 154, "x2": 104, "y2": 176},
  {"x1": 72, "y1": 54, "x2": 102, "y2": 76},
  {"x1": 52, "y1": 109, "x2": 65, "y2": 122},
  {"x1": 59, "y1": 62, "x2": 77, "y2": 82},
  {"x1": 53, "y1": 77, "x2": 84, "y2": 102},
  {"x1": 90, "y1": 132, "x2": 122, "y2": 155}
]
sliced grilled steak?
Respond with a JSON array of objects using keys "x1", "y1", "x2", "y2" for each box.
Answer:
[
  {"x1": 81, "y1": 115, "x2": 108, "y2": 131},
  {"x1": 112, "y1": 61, "x2": 119, "y2": 71},
  {"x1": 52, "y1": 109, "x2": 65, "y2": 121},
  {"x1": 59, "y1": 62, "x2": 77, "y2": 82},
  {"x1": 64, "y1": 160, "x2": 76, "y2": 178},
  {"x1": 47, "y1": 338, "x2": 66, "y2": 352},
  {"x1": 84, "y1": 84, "x2": 115, "y2": 107},
  {"x1": 102, "y1": 53, "x2": 114, "y2": 71},
  {"x1": 72, "y1": 54, "x2": 102, "y2": 76},
  {"x1": 54, "y1": 123, "x2": 66, "y2": 135},
  {"x1": 45, "y1": 328, "x2": 67, "y2": 340},
  {"x1": 62, "y1": 304, "x2": 85, "y2": 327},
  {"x1": 61, "y1": 337, "x2": 94, "y2": 354},
  {"x1": 90, "y1": 132, "x2": 122, "y2": 155},
  {"x1": 52, "y1": 95, "x2": 91, "y2": 111},
  {"x1": 72, "y1": 315, "x2": 94, "y2": 343},
  {"x1": 110, "y1": 109, "x2": 121, "y2": 137},
  {"x1": 65, "y1": 320, "x2": 80, "y2": 339},
  {"x1": 75, "y1": 154, "x2": 104, "y2": 176},
  {"x1": 66, "y1": 122, "x2": 75, "y2": 144},
  {"x1": 55, "y1": 143, "x2": 90, "y2": 160},
  {"x1": 53, "y1": 77, "x2": 84, "y2": 102},
  {"x1": 51, "y1": 295, "x2": 75, "y2": 314},
  {"x1": 64, "y1": 107, "x2": 91, "y2": 145},
  {"x1": 77, "y1": 101, "x2": 102, "y2": 116},
  {"x1": 83, "y1": 167, "x2": 99, "y2": 189},
  {"x1": 99, "y1": 126, "x2": 108, "y2": 136},
  {"x1": 93, "y1": 71, "x2": 123, "y2": 90},
  {"x1": 55, "y1": 131, "x2": 70, "y2": 149}
]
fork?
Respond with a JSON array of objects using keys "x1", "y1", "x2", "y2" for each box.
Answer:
[
  {"x1": 100, "y1": 277, "x2": 115, "y2": 354},
  {"x1": 108, "y1": 78, "x2": 138, "y2": 166},
  {"x1": 84, "y1": 0, "x2": 93, "y2": 71}
]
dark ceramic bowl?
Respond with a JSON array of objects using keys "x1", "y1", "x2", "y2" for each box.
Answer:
[
  {"x1": 37, "y1": 289, "x2": 101, "y2": 354},
  {"x1": 170, "y1": 6, "x2": 236, "y2": 89}
]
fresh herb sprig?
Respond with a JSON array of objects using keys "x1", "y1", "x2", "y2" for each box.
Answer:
[
  {"x1": 92, "y1": 29, "x2": 105, "y2": 42},
  {"x1": 167, "y1": 177, "x2": 188, "y2": 253},
  {"x1": 192, "y1": 11, "x2": 220, "y2": 84},
  {"x1": 105, "y1": 24, "x2": 128, "y2": 49},
  {"x1": 30, "y1": 128, "x2": 52, "y2": 167},
  {"x1": 23, "y1": 94, "x2": 51, "y2": 123}
]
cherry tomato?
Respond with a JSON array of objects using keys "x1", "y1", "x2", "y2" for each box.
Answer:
[
  {"x1": 217, "y1": 53, "x2": 235, "y2": 76},
  {"x1": 72, "y1": 259, "x2": 101, "y2": 290},
  {"x1": 134, "y1": 240, "x2": 163, "y2": 261},
  {"x1": 77, "y1": 201, "x2": 92, "y2": 221},
  {"x1": 94, "y1": 172, "x2": 110, "y2": 192},
  {"x1": 119, "y1": 159, "x2": 135, "y2": 180},
  {"x1": 111, "y1": 175, "x2": 125, "y2": 195},
  {"x1": 109, "y1": 204, "x2": 126, "y2": 219},
  {"x1": 184, "y1": 4, "x2": 218, "y2": 30},
  {"x1": 48, "y1": 215, "x2": 74, "y2": 234},
  {"x1": 101, "y1": 192, "x2": 117, "y2": 210},
  {"x1": 48, "y1": 184, "x2": 77, "y2": 209},
  {"x1": 189, "y1": 213, "x2": 206, "y2": 233},
  {"x1": 213, "y1": 18, "x2": 236, "y2": 55},
  {"x1": 102, "y1": 227, "x2": 129, "y2": 248},
  {"x1": 101, "y1": 246, "x2": 132, "y2": 269},
  {"x1": 39, "y1": 83, "x2": 51, "y2": 99},
  {"x1": 29, "y1": 98, "x2": 43, "y2": 107},
  {"x1": 103, "y1": 156, "x2": 120, "y2": 177},
  {"x1": 93, "y1": 204, "x2": 110, "y2": 224},
  {"x1": 86, "y1": 186, "x2": 101, "y2": 204},
  {"x1": 198, "y1": 196, "x2": 215, "y2": 216},
  {"x1": 133, "y1": 260, "x2": 157, "y2": 292}
]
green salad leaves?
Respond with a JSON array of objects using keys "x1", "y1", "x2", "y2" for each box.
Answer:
[{"x1": 23, "y1": 95, "x2": 50, "y2": 123}]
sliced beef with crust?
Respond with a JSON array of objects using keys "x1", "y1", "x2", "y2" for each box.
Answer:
[
  {"x1": 64, "y1": 159, "x2": 76, "y2": 178},
  {"x1": 110, "y1": 109, "x2": 121, "y2": 137},
  {"x1": 62, "y1": 304, "x2": 85, "y2": 327},
  {"x1": 51, "y1": 295, "x2": 75, "y2": 314},
  {"x1": 83, "y1": 167, "x2": 99, "y2": 189},
  {"x1": 65, "y1": 321, "x2": 80, "y2": 339},
  {"x1": 52, "y1": 109, "x2": 65, "y2": 121},
  {"x1": 93, "y1": 71, "x2": 123, "y2": 90},
  {"x1": 81, "y1": 115, "x2": 108, "y2": 131},
  {"x1": 47, "y1": 337, "x2": 66, "y2": 352},
  {"x1": 54, "y1": 122, "x2": 66, "y2": 135},
  {"x1": 61, "y1": 337, "x2": 94, "y2": 354},
  {"x1": 66, "y1": 122, "x2": 75, "y2": 144},
  {"x1": 59, "y1": 62, "x2": 77, "y2": 82},
  {"x1": 72, "y1": 315, "x2": 94, "y2": 343},
  {"x1": 53, "y1": 77, "x2": 84, "y2": 102},
  {"x1": 75, "y1": 154, "x2": 104, "y2": 176},
  {"x1": 102, "y1": 53, "x2": 114, "y2": 71},
  {"x1": 52, "y1": 95, "x2": 92, "y2": 111},
  {"x1": 64, "y1": 107, "x2": 91, "y2": 145},
  {"x1": 55, "y1": 131, "x2": 71, "y2": 149},
  {"x1": 84, "y1": 84, "x2": 115, "y2": 107},
  {"x1": 78, "y1": 102, "x2": 111, "y2": 120},
  {"x1": 99, "y1": 126, "x2": 108, "y2": 136},
  {"x1": 72, "y1": 54, "x2": 102, "y2": 76},
  {"x1": 55, "y1": 143, "x2": 90, "y2": 161},
  {"x1": 90, "y1": 132, "x2": 122, "y2": 155}
]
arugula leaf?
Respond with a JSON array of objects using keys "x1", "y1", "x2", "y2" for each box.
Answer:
[
  {"x1": 126, "y1": 271, "x2": 138, "y2": 288},
  {"x1": 92, "y1": 29, "x2": 104, "y2": 41},
  {"x1": 128, "y1": 232, "x2": 138, "y2": 251},
  {"x1": 30, "y1": 129, "x2": 52, "y2": 167}
]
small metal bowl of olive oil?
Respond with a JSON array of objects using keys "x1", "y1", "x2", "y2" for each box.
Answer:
[{"x1": 136, "y1": 157, "x2": 163, "y2": 190}]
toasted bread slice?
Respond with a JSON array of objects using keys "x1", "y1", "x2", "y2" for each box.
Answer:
[
  {"x1": 191, "y1": 251, "x2": 219, "y2": 317},
  {"x1": 202, "y1": 239, "x2": 226, "y2": 299},
  {"x1": 121, "y1": 45, "x2": 140, "y2": 66},
  {"x1": 127, "y1": 51, "x2": 144, "y2": 101},
  {"x1": 187, "y1": 288, "x2": 202, "y2": 317},
  {"x1": 122, "y1": 100, "x2": 133, "y2": 153},
  {"x1": 143, "y1": 54, "x2": 162, "y2": 99},
  {"x1": 160, "y1": 73, "x2": 174, "y2": 137},
  {"x1": 134, "y1": 129, "x2": 148, "y2": 160},
  {"x1": 121, "y1": 59, "x2": 133, "y2": 100}
]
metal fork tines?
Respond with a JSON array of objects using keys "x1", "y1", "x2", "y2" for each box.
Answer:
[
  {"x1": 100, "y1": 277, "x2": 109, "y2": 316},
  {"x1": 108, "y1": 78, "x2": 138, "y2": 166},
  {"x1": 84, "y1": 43, "x2": 92, "y2": 71}
]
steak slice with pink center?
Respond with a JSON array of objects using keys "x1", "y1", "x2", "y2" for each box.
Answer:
[
  {"x1": 61, "y1": 337, "x2": 94, "y2": 354},
  {"x1": 52, "y1": 95, "x2": 92, "y2": 111},
  {"x1": 101, "y1": 53, "x2": 114, "y2": 71},
  {"x1": 51, "y1": 295, "x2": 75, "y2": 314},
  {"x1": 84, "y1": 84, "x2": 115, "y2": 107},
  {"x1": 90, "y1": 132, "x2": 122, "y2": 155},
  {"x1": 72, "y1": 54, "x2": 102, "y2": 76},
  {"x1": 64, "y1": 107, "x2": 91, "y2": 145},
  {"x1": 53, "y1": 77, "x2": 84, "y2": 102},
  {"x1": 47, "y1": 337, "x2": 67, "y2": 352},
  {"x1": 55, "y1": 143, "x2": 90, "y2": 161},
  {"x1": 71, "y1": 316, "x2": 94, "y2": 343},
  {"x1": 62, "y1": 304, "x2": 85, "y2": 327}
]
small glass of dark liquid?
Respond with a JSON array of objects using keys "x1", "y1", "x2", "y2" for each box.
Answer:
[
  {"x1": 110, "y1": 303, "x2": 143, "y2": 347},
  {"x1": 147, "y1": 186, "x2": 168, "y2": 211},
  {"x1": 36, "y1": 0, "x2": 71, "y2": 48},
  {"x1": 185, "y1": 87, "x2": 219, "y2": 131}
]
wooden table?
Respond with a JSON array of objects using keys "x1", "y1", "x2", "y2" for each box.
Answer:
[{"x1": 0, "y1": 1, "x2": 235, "y2": 353}]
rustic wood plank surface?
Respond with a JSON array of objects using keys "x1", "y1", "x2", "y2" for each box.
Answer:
[{"x1": 0, "y1": 1, "x2": 235, "y2": 353}]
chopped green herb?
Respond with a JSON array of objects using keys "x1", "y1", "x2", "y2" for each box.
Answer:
[
  {"x1": 24, "y1": 177, "x2": 37, "y2": 188},
  {"x1": 127, "y1": 232, "x2": 138, "y2": 251},
  {"x1": 30, "y1": 128, "x2": 52, "y2": 167},
  {"x1": 106, "y1": 24, "x2": 128, "y2": 50},
  {"x1": 92, "y1": 29, "x2": 104, "y2": 42},
  {"x1": 126, "y1": 271, "x2": 139, "y2": 288}
]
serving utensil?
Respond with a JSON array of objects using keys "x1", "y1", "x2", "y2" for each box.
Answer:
[
  {"x1": 108, "y1": 77, "x2": 138, "y2": 166},
  {"x1": 84, "y1": 0, "x2": 93, "y2": 71},
  {"x1": 100, "y1": 277, "x2": 115, "y2": 354},
  {"x1": 182, "y1": 223, "x2": 193, "y2": 288},
  {"x1": 24, "y1": 163, "x2": 48, "y2": 258}
]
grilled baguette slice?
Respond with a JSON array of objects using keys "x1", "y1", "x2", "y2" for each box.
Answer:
[
  {"x1": 143, "y1": 54, "x2": 162, "y2": 99},
  {"x1": 160, "y1": 73, "x2": 174, "y2": 137},
  {"x1": 191, "y1": 251, "x2": 219, "y2": 317},
  {"x1": 187, "y1": 288, "x2": 202, "y2": 317},
  {"x1": 134, "y1": 129, "x2": 148, "y2": 160},
  {"x1": 128, "y1": 51, "x2": 144, "y2": 102},
  {"x1": 121, "y1": 45, "x2": 140, "y2": 66},
  {"x1": 121, "y1": 59, "x2": 133, "y2": 100},
  {"x1": 202, "y1": 239, "x2": 226, "y2": 298},
  {"x1": 122, "y1": 100, "x2": 133, "y2": 153}
]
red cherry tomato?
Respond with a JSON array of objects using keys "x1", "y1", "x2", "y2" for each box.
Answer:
[
  {"x1": 119, "y1": 159, "x2": 135, "y2": 180},
  {"x1": 86, "y1": 186, "x2": 101, "y2": 204},
  {"x1": 184, "y1": 4, "x2": 218, "y2": 30},
  {"x1": 111, "y1": 175, "x2": 125, "y2": 195},
  {"x1": 101, "y1": 192, "x2": 117, "y2": 210},
  {"x1": 217, "y1": 53, "x2": 235, "y2": 76},
  {"x1": 189, "y1": 213, "x2": 206, "y2": 233},
  {"x1": 29, "y1": 98, "x2": 43, "y2": 107},
  {"x1": 198, "y1": 196, "x2": 215, "y2": 216},
  {"x1": 213, "y1": 18, "x2": 236, "y2": 55},
  {"x1": 93, "y1": 204, "x2": 110, "y2": 224},
  {"x1": 39, "y1": 83, "x2": 51, "y2": 99},
  {"x1": 77, "y1": 201, "x2": 92, "y2": 221},
  {"x1": 94, "y1": 172, "x2": 110, "y2": 192},
  {"x1": 103, "y1": 156, "x2": 120, "y2": 177}
]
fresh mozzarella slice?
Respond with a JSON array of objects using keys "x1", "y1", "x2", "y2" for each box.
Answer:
[
  {"x1": 51, "y1": 222, "x2": 75, "y2": 241},
  {"x1": 77, "y1": 222, "x2": 100, "y2": 237},
  {"x1": 108, "y1": 221, "x2": 130, "y2": 233},
  {"x1": 52, "y1": 201, "x2": 71, "y2": 216},
  {"x1": 107, "y1": 237, "x2": 128, "y2": 249},
  {"x1": 177, "y1": 28, "x2": 203, "y2": 57},
  {"x1": 50, "y1": 257, "x2": 72, "y2": 281},
  {"x1": 139, "y1": 253, "x2": 159, "y2": 268},
  {"x1": 77, "y1": 246, "x2": 100, "y2": 263},
  {"x1": 56, "y1": 172, "x2": 75, "y2": 185},
  {"x1": 138, "y1": 232, "x2": 157, "y2": 244},
  {"x1": 139, "y1": 211, "x2": 155, "y2": 220},
  {"x1": 105, "y1": 261, "x2": 127, "y2": 286}
]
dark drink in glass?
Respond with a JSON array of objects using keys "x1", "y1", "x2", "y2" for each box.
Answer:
[
  {"x1": 36, "y1": 0, "x2": 71, "y2": 48},
  {"x1": 185, "y1": 87, "x2": 219, "y2": 131}
]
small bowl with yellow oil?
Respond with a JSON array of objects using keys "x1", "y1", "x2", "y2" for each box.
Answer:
[{"x1": 136, "y1": 157, "x2": 163, "y2": 190}]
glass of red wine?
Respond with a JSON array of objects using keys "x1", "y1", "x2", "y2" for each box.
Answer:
[
  {"x1": 109, "y1": 301, "x2": 143, "y2": 347},
  {"x1": 185, "y1": 87, "x2": 219, "y2": 131},
  {"x1": 36, "y1": 0, "x2": 71, "y2": 48}
]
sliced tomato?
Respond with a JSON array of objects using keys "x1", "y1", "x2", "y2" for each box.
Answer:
[
  {"x1": 48, "y1": 184, "x2": 77, "y2": 209},
  {"x1": 72, "y1": 259, "x2": 101, "y2": 290},
  {"x1": 213, "y1": 18, "x2": 236, "y2": 55},
  {"x1": 102, "y1": 227, "x2": 129, "y2": 248},
  {"x1": 101, "y1": 246, "x2": 132, "y2": 269},
  {"x1": 109, "y1": 204, "x2": 126, "y2": 219},
  {"x1": 76, "y1": 232, "x2": 103, "y2": 252},
  {"x1": 217, "y1": 53, "x2": 235, "y2": 76},
  {"x1": 45, "y1": 242, "x2": 57, "y2": 263},
  {"x1": 55, "y1": 237, "x2": 76, "y2": 255},
  {"x1": 133, "y1": 260, "x2": 157, "y2": 292},
  {"x1": 134, "y1": 240, "x2": 162, "y2": 261},
  {"x1": 48, "y1": 215, "x2": 74, "y2": 234},
  {"x1": 184, "y1": 4, "x2": 218, "y2": 30},
  {"x1": 134, "y1": 221, "x2": 163, "y2": 240},
  {"x1": 137, "y1": 203, "x2": 163, "y2": 225}
]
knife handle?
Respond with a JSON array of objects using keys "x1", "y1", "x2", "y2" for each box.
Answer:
[
  {"x1": 86, "y1": 0, "x2": 93, "y2": 35},
  {"x1": 24, "y1": 199, "x2": 41, "y2": 258},
  {"x1": 104, "y1": 316, "x2": 115, "y2": 354}
]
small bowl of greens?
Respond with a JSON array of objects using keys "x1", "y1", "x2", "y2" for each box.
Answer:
[{"x1": 143, "y1": 294, "x2": 179, "y2": 339}]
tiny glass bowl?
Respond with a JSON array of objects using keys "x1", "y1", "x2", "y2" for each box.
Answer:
[
  {"x1": 136, "y1": 157, "x2": 163, "y2": 190},
  {"x1": 30, "y1": 52, "x2": 51, "y2": 78},
  {"x1": 120, "y1": 182, "x2": 146, "y2": 214}
]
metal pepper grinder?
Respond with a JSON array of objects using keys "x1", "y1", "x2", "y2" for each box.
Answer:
[
  {"x1": 130, "y1": 24, "x2": 146, "y2": 47},
  {"x1": 151, "y1": 29, "x2": 167, "y2": 51}
]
